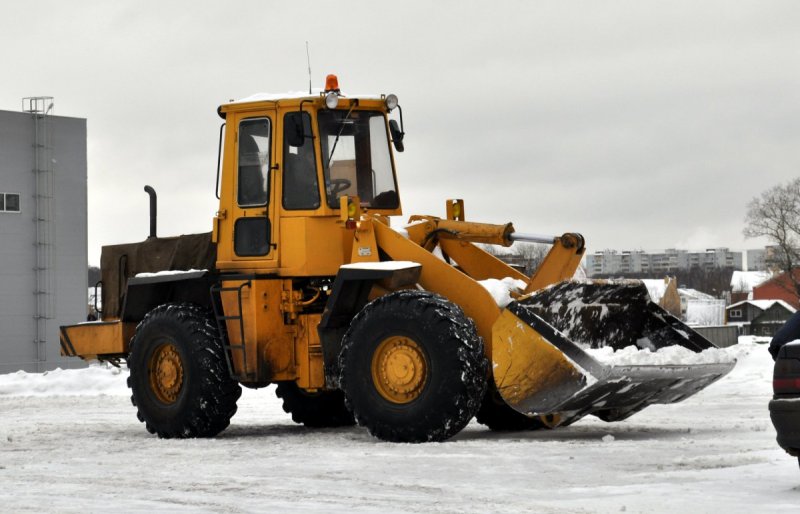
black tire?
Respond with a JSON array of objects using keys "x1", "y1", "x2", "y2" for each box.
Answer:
[
  {"x1": 275, "y1": 382, "x2": 355, "y2": 428},
  {"x1": 127, "y1": 303, "x2": 242, "y2": 438},
  {"x1": 476, "y1": 381, "x2": 547, "y2": 431},
  {"x1": 339, "y1": 290, "x2": 487, "y2": 443}
]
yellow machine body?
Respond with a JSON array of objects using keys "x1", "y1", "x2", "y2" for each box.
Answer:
[{"x1": 62, "y1": 87, "x2": 734, "y2": 430}]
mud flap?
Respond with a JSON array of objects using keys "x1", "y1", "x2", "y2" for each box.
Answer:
[{"x1": 491, "y1": 280, "x2": 736, "y2": 425}]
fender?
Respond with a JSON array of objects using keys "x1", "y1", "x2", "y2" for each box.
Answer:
[
  {"x1": 121, "y1": 270, "x2": 215, "y2": 322},
  {"x1": 317, "y1": 262, "x2": 421, "y2": 387}
]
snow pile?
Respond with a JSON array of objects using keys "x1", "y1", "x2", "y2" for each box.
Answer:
[
  {"x1": 0, "y1": 364, "x2": 129, "y2": 397},
  {"x1": 583, "y1": 341, "x2": 743, "y2": 366},
  {"x1": 521, "y1": 279, "x2": 650, "y2": 350},
  {"x1": 478, "y1": 277, "x2": 527, "y2": 307}
]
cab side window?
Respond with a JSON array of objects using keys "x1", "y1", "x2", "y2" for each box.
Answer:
[
  {"x1": 237, "y1": 118, "x2": 271, "y2": 207},
  {"x1": 282, "y1": 112, "x2": 320, "y2": 210}
]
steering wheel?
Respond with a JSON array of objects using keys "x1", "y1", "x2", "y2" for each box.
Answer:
[{"x1": 329, "y1": 178, "x2": 352, "y2": 196}]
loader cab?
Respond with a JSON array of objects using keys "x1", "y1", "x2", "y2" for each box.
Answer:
[{"x1": 214, "y1": 88, "x2": 403, "y2": 275}]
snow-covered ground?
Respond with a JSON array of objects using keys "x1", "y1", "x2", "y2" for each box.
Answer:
[{"x1": 1, "y1": 338, "x2": 798, "y2": 513}]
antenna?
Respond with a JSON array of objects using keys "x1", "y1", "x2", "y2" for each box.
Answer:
[{"x1": 306, "y1": 41, "x2": 312, "y2": 94}]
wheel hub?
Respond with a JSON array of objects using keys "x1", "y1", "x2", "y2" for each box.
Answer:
[
  {"x1": 371, "y1": 336, "x2": 427, "y2": 404},
  {"x1": 149, "y1": 342, "x2": 184, "y2": 404}
]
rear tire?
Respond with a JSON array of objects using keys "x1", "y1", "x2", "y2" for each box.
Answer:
[
  {"x1": 275, "y1": 382, "x2": 355, "y2": 428},
  {"x1": 339, "y1": 290, "x2": 487, "y2": 443},
  {"x1": 476, "y1": 382, "x2": 547, "y2": 431},
  {"x1": 127, "y1": 303, "x2": 242, "y2": 438}
]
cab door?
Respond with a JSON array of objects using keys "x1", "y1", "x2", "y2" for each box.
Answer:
[{"x1": 229, "y1": 112, "x2": 278, "y2": 269}]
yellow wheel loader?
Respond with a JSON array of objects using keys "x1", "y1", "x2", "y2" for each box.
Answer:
[{"x1": 61, "y1": 75, "x2": 735, "y2": 442}]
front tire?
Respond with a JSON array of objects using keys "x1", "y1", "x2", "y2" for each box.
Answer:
[
  {"x1": 127, "y1": 303, "x2": 242, "y2": 438},
  {"x1": 275, "y1": 382, "x2": 355, "y2": 428},
  {"x1": 339, "y1": 290, "x2": 487, "y2": 443}
]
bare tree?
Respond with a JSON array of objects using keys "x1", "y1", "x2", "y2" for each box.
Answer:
[
  {"x1": 743, "y1": 178, "x2": 800, "y2": 298},
  {"x1": 591, "y1": 267, "x2": 734, "y2": 298},
  {"x1": 88, "y1": 266, "x2": 101, "y2": 287},
  {"x1": 479, "y1": 242, "x2": 549, "y2": 276},
  {"x1": 514, "y1": 242, "x2": 549, "y2": 276}
]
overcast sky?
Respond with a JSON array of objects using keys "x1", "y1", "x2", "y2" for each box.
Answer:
[{"x1": 2, "y1": 1, "x2": 799, "y2": 265}]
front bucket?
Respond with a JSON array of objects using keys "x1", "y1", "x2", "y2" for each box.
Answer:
[{"x1": 491, "y1": 280, "x2": 736, "y2": 425}]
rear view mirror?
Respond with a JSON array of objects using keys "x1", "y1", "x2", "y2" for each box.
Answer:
[
  {"x1": 285, "y1": 113, "x2": 305, "y2": 147},
  {"x1": 389, "y1": 119, "x2": 404, "y2": 152}
]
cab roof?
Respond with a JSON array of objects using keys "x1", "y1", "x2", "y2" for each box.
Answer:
[{"x1": 217, "y1": 90, "x2": 389, "y2": 119}]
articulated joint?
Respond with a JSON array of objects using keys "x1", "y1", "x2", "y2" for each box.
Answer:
[{"x1": 558, "y1": 233, "x2": 585, "y2": 252}]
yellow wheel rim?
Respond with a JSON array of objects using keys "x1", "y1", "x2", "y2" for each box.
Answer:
[
  {"x1": 148, "y1": 342, "x2": 184, "y2": 405},
  {"x1": 371, "y1": 335, "x2": 428, "y2": 404}
]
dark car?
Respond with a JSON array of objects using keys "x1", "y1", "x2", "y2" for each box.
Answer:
[{"x1": 769, "y1": 341, "x2": 800, "y2": 467}]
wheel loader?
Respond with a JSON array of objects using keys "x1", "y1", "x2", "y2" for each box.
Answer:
[{"x1": 60, "y1": 75, "x2": 735, "y2": 442}]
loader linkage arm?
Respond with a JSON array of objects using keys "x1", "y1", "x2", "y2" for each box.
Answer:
[{"x1": 401, "y1": 214, "x2": 586, "y2": 295}]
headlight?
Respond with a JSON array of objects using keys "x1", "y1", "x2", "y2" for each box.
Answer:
[
  {"x1": 325, "y1": 92, "x2": 339, "y2": 109},
  {"x1": 385, "y1": 94, "x2": 398, "y2": 111}
]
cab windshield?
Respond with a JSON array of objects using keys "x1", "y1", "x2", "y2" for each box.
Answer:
[{"x1": 318, "y1": 109, "x2": 399, "y2": 209}]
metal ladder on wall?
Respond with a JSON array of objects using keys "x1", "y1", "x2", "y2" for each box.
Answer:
[
  {"x1": 210, "y1": 281, "x2": 253, "y2": 381},
  {"x1": 23, "y1": 97, "x2": 55, "y2": 373}
]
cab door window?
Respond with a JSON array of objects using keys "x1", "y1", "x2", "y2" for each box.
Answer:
[
  {"x1": 237, "y1": 118, "x2": 271, "y2": 207},
  {"x1": 235, "y1": 117, "x2": 271, "y2": 257}
]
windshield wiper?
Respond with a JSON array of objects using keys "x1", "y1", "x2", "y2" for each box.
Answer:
[{"x1": 327, "y1": 103, "x2": 357, "y2": 168}]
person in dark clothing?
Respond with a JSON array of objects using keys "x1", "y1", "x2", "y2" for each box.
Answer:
[{"x1": 769, "y1": 311, "x2": 800, "y2": 360}]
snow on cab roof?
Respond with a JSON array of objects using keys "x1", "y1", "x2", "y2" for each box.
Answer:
[
  {"x1": 726, "y1": 299, "x2": 797, "y2": 313},
  {"x1": 229, "y1": 90, "x2": 385, "y2": 105}
]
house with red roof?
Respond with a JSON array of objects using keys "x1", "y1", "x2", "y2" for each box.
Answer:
[{"x1": 752, "y1": 269, "x2": 800, "y2": 310}]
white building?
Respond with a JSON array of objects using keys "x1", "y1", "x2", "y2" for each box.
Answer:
[
  {"x1": 0, "y1": 98, "x2": 87, "y2": 373},
  {"x1": 746, "y1": 245, "x2": 800, "y2": 271},
  {"x1": 586, "y1": 248, "x2": 743, "y2": 277},
  {"x1": 747, "y1": 249, "x2": 767, "y2": 271}
]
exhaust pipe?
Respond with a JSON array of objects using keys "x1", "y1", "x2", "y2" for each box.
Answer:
[{"x1": 144, "y1": 185, "x2": 157, "y2": 239}]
